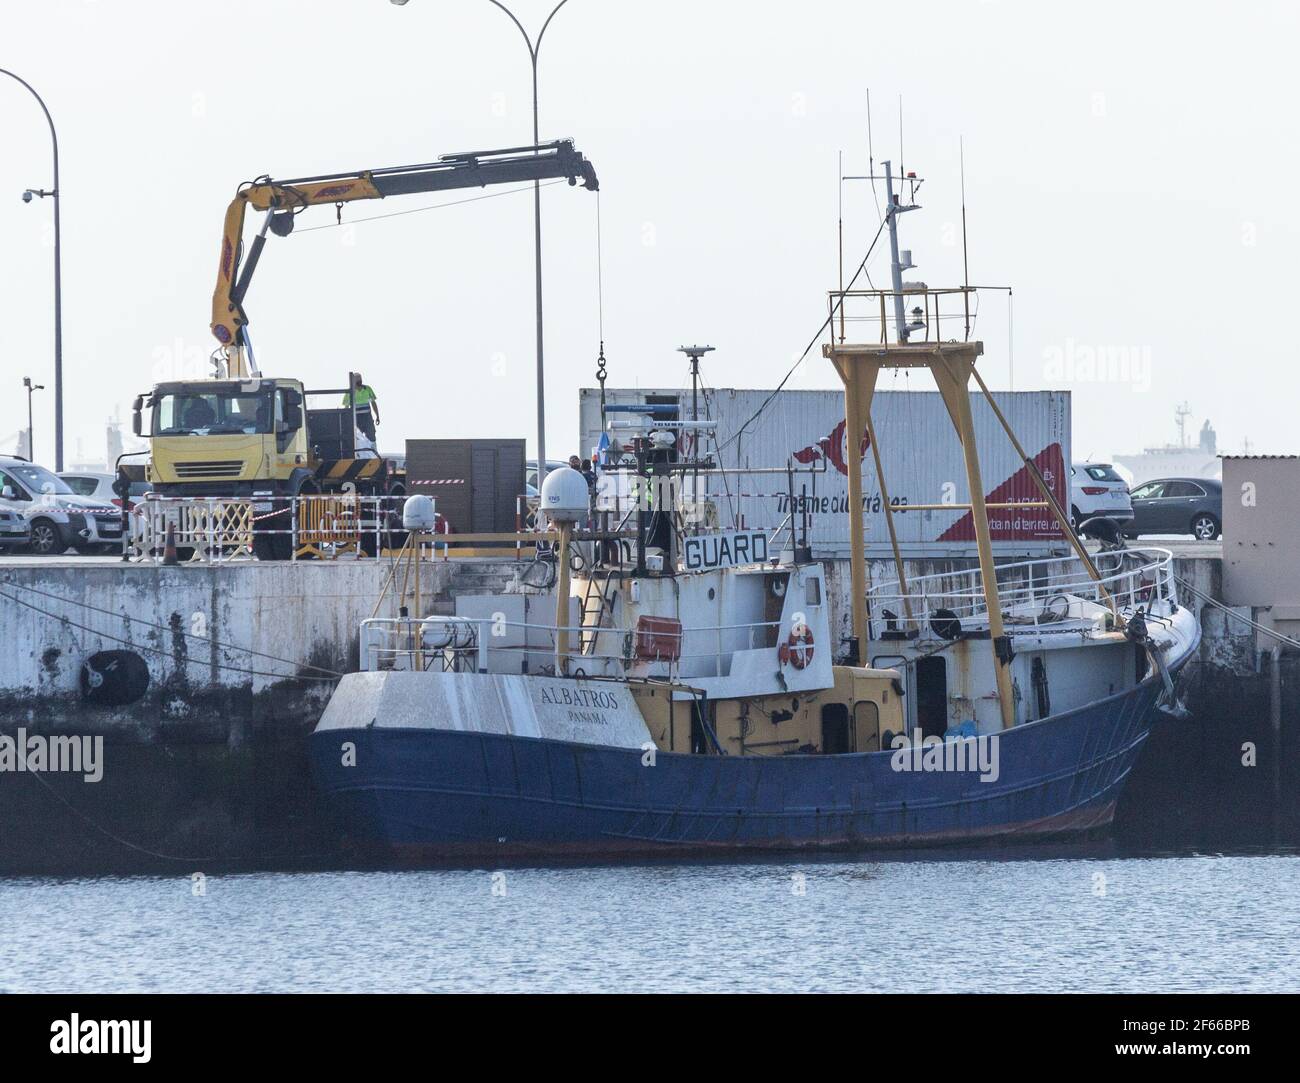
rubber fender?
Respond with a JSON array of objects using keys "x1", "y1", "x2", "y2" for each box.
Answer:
[{"x1": 80, "y1": 650, "x2": 151, "y2": 707}]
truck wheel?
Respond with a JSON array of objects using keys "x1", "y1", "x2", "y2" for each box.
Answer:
[
  {"x1": 252, "y1": 482, "x2": 317, "y2": 560},
  {"x1": 251, "y1": 532, "x2": 285, "y2": 561},
  {"x1": 29, "y1": 518, "x2": 67, "y2": 556},
  {"x1": 252, "y1": 501, "x2": 295, "y2": 561}
]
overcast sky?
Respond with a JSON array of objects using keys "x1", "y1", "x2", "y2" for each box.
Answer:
[{"x1": 3, "y1": 0, "x2": 1297, "y2": 469}]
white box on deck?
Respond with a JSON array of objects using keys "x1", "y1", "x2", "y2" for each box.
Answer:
[{"x1": 454, "y1": 593, "x2": 580, "y2": 675}]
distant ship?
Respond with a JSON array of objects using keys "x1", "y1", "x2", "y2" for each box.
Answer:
[{"x1": 1113, "y1": 403, "x2": 1220, "y2": 486}]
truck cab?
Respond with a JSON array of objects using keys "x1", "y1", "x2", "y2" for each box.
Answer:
[
  {"x1": 134, "y1": 375, "x2": 404, "y2": 560},
  {"x1": 139, "y1": 378, "x2": 311, "y2": 497}
]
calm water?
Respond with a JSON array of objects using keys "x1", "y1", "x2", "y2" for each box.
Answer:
[{"x1": 2, "y1": 851, "x2": 1297, "y2": 992}]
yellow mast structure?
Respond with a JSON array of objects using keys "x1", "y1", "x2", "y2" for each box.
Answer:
[
  {"x1": 828, "y1": 340, "x2": 1017, "y2": 728},
  {"x1": 829, "y1": 160, "x2": 1113, "y2": 731}
]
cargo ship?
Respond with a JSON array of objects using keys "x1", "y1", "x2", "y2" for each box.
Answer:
[{"x1": 308, "y1": 160, "x2": 1200, "y2": 861}]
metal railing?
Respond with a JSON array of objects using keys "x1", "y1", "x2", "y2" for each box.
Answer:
[
  {"x1": 359, "y1": 613, "x2": 789, "y2": 678},
  {"x1": 827, "y1": 285, "x2": 992, "y2": 345},
  {"x1": 126, "y1": 492, "x2": 411, "y2": 563},
  {"x1": 867, "y1": 547, "x2": 1177, "y2": 639}
]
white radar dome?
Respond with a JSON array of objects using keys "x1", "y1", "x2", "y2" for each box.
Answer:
[
  {"x1": 402, "y1": 494, "x2": 437, "y2": 531},
  {"x1": 540, "y1": 467, "x2": 590, "y2": 523}
]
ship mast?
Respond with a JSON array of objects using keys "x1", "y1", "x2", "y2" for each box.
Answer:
[
  {"x1": 827, "y1": 157, "x2": 1112, "y2": 732},
  {"x1": 881, "y1": 161, "x2": 925, "y2": 343}
]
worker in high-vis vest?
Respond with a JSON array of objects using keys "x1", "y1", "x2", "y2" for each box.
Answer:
[{"x1": 342, "y1": 373, "x2": 380, "y2": 443}]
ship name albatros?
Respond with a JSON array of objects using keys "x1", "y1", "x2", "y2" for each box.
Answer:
[{"x1": 538, "y1": 686, "x2": 621, "y2": 710}]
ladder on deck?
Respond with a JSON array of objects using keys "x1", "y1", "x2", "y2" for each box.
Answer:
[{"x1": 579, "y1": 569, "x2": 619, "y2": 655}]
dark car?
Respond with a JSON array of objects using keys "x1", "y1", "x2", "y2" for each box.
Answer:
[{"x1": 1124, "y1": 477, "x2": 1222, "y2": 540}]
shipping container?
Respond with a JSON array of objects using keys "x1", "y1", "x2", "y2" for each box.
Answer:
[{"x1": 579, "y1": 387, "x2": 1071, "y2": 557}]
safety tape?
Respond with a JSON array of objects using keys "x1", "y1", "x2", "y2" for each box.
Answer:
[{"x1": 251, "y1": 506, "x2": 291, "y2": 522}]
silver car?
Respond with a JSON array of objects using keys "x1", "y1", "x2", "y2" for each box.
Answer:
[
  {"x1": 0, "y1": 504, "x2": 31, "y2": 551},
  {"x1": 0, "y1": 457, "x2": 125, "y2": 555}
]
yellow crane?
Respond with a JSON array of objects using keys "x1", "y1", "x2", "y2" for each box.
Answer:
[
  {"x1": 132, "y1": 140, "x2": 599, "y2": 559},
  {"x1": 211, "y1": 140, "x2": 599, "y2": 376}
]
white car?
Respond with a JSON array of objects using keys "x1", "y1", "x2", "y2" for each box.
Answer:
[
  {"x1": 61, "y1": 470, "x2": 152, "y2": 510},
  {"x1": 59, "y1": 471, "x2": 117, "y2": 503},
  {"x1": 0, "y1": 457, "x2": 126, "y2": 555},
  {"x1": 1069, "y1": 462, "x2": 1133, "y2": 528}
]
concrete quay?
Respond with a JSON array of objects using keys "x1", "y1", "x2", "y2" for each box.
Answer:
[{"x1": 0, "y1": 548, "x2": 1293, "y2": 871}]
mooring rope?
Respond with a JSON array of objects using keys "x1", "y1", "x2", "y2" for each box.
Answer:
[
  {"x1": 0, "y1": 590, "x2": 340, "y2": 683},
  {"x1": 21, "y1": 767, "x2": 217, "y2": 865},
  {"x1": 2, "y1": 578, "x2": 343, "y2": 678},
  {"x1": 1174, "y1": 574, "x2": 1300, "y2": 652}
]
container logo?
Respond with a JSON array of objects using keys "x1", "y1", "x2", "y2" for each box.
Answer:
[
  {"x1": 791, "y1": 419, "x2": 869, "y2": 476},
  {"x1": 936, "y1": 443, "x2": 1066, "y2": 541}
]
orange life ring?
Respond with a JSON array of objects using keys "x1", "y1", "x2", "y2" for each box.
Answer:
[{"x1": 782, "y1": 626, "x2": 814, "y2": 669}]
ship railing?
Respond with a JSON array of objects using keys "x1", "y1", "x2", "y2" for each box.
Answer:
[
  {"x1": 866, "y1": 547, "x2": 1176, "y2": 639},
  {"x1": 826, "y1": 285, "x2": 995, "y2": 346},
  {"x1": 680, "y1": 618, "x2": 784, "y2": 676},
  {"x1": 358, "y1": 614, "x2": 785, "y2": 677}
]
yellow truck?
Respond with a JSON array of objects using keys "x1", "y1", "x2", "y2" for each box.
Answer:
[
  {"x1": 133, "y1": 142, "x2": 599, "y2": 559},
  {"x1": 136, "y1": 372, "x2": 401, "y2": 558}
]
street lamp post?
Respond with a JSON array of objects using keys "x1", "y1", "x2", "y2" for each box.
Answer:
[
  {"x1": 1, "y1": 69, "x2": 62, "y2": 471},
  {"x1": 22, "y1": 377, "x2": 44, "y2": 461},
  {"x1": 391, "y1": 0, "x2": 569, "y2": 492}
]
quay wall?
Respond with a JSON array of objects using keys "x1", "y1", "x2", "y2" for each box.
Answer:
[
  {"x1": 0, "y1": 552, "x2": 1294, "y2": 872},
  {"x1": 0, "y1": 558, "x2": 519, "y2": 873}
]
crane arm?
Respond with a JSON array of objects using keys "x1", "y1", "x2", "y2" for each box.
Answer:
[{"x1": 211, "y1": 140, "x2": 599, "y2": 370}]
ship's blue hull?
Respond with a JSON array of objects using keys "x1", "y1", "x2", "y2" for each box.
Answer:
[{"x1": 309, "y1": 659, "x2": 1189, "y2": 861}]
